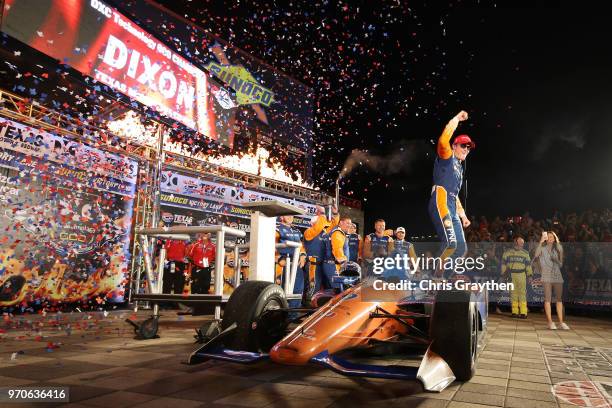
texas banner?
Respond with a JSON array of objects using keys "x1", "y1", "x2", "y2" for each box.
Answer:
[{"x1": 0, "y1": 117, "x2": 138, "y2": 310}]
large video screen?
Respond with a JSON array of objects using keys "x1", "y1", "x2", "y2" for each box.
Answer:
[
  {"x1": 0, "y1": 0, "x2": 235, "y2": 146},
  {"x1": 110, "y1": 0, "x2": 314, "y2": 158}
]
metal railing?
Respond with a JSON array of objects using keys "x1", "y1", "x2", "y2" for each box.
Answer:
[{"x1": 135, "y1": 225, "x2": 246, "y2": 319}]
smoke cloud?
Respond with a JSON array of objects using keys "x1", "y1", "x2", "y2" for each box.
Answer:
[
  {"x1": 339, "y1": 141, "x2": 425, "y2": 179},
  {"x1": 531, "y1": 119, "x2": 588, "y2": 160}
]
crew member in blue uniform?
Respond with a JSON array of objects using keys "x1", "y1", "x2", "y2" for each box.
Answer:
[
  {"x1": 275, "y1": 215, "x2": 304, "y2": 297},
  {"x1": 363, "y1": 219, "x2": 394, "y2": 276},
  {"x1": 428, "y1": 110, "x2": 474, "y2": 274},
  {"x1": 391, "y1": 227, "x2": 419, "y2": 278},
  {"x1": 347, "y1": 223, "x2": 362, "y2": 263}
]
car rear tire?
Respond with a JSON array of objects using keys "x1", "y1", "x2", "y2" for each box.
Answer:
[
  {"x1": 221, "y1": 281, "x2": 288, "y2": 352},
  {"x1": 429, "y1": 290, "x2": 479, "y2": 381}
]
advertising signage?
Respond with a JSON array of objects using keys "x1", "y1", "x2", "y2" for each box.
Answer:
[
  {"x1": 0, "y1": 0, "x2": 227, "y2": 144},
  {"x1": 0, "y1": 116, "x2": 137, "y2": 309},
  {"x1": 108, "y1": 0, "x2": 314, "y2": 157}
]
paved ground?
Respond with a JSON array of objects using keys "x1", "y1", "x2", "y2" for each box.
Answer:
[{"x1": 0, "y1": 309, "x2": 611, "y2": 407}]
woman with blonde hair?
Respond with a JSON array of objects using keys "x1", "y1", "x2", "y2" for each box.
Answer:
[{"x1": 535, "y1": 230, "x2": 569, "y2": 329}]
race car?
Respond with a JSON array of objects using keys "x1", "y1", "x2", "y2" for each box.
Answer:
[{"x1": 188, "y1": 270, "x2": 488, "y2": 392}]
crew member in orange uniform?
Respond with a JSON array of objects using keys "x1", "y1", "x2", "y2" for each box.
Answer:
[
  {"x1": 322, "y1": 216, "x2": 352, "y2": 287},
  {"x1": 304, "y1": 206, "x2": 339, "y2": 291}
]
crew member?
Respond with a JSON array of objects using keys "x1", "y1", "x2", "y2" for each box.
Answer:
[
  {"x1": 276, "y1": 215, "x2": 305, "y2": 296},
  {"x1": 363, "y1": 219, "x2": 394, "y2": 276},
  {"x1": 187, "y1": 233, "x2": 216, "y2": 294},
  {"x1": 347, "y1": 223, "x2": 363, "y2": 263},
  {"x1": 393, "y1": 227, "x2": 415, "y2": 257},
  {"x1": 163, "y1": 238, "x2": 188, "y2": 295},
  {"x1": 322, "y1": 216, "x2": 352, "y2": 287},
  {"x1": 501, "y1": 235, "x2": 533, "y2": 318},
  {"x1": 428, "y1": 110, "x2": 474, "y2": 274},
  {"x1": 304, "y1": 206, "x2": 339, "y2": 291}
]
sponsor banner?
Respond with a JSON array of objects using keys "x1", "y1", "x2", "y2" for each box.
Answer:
[
  {"x1": 160, "y1": 170, "x2": 319, "y2": 218},
  {"x1": 205, "y1": 61, "x2": 274, "y2": 107},
  {"x1": 0, "y1": 117, "x2": 137, "y2": 183},
  {"x1": 0, "y1": 148, "x2": 136, "y2": 197},
  {"x1": 0, "y1": 120, "x2": 137, "y2": 310},
  {"x1": 107, "y1": 0, "x2": 314, "y2": 155},
  {"x1": 0, "y1": 0, "x2": 215, "y2": 141},
  {"x1": 159, "y1": 206, "x2": 251, "y2": 245},
  {"x1": 160, "y1": 192, "x2": 313, "y2": 229}
]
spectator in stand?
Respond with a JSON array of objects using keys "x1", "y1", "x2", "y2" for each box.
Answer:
[
  {"x1": 535, "y1": 231, "x2": 569, "y2": 330},
  {"x1": 187, "y1": 233, "x2": 216, "y2": 294}
]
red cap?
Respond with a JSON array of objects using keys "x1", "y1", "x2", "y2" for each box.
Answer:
[{"x1": 453, "y1": 134, "x2": 475, "y2": 149}]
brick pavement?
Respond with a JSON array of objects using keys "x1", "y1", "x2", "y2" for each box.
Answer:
[{"x1": 0, "y1": 310, "x2": 610, "y2": 407}]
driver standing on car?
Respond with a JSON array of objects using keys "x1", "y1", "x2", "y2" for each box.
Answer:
[{"x1": 428, "y1": 110, "x2": 474, "y2": 275}]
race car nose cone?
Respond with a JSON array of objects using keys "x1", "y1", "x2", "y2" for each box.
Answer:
[{"x1": 270, "y1": 345, "x2": 301, "y2": 364}]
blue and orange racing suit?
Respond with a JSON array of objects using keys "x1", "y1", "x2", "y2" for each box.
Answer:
[{"x1": 428, "y1": 119, "x2": 468, "y2": 272}]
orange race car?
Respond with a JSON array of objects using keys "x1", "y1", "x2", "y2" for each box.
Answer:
[{"x1": 188, "y1": 267, "x2": 488, "y2": 392}]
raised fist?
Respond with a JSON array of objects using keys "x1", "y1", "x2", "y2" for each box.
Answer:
[{"x1": 456, "y1": 110, "x2": 468, "y2": 121}]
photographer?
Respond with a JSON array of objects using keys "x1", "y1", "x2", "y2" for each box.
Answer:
[{"x1": 535, "y1": 231, "x2": 569, "y2": 330}]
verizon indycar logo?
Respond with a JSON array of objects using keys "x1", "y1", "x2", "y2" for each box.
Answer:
[
  {"x1": 213, "y1": 87, "x2": 237, "y2": 109},
  {"x1": 161, "y1": 212, "x2": 174, "y2": 225},
  {"x1": 160, "y1": 173, "x2": 180, "y2": 192},
  {"x1": 553, "y1": 381, "x2": 612, "y2": 407},
  {"x1": 230, "y1": 188, "x2": 245, "y2": 202}
]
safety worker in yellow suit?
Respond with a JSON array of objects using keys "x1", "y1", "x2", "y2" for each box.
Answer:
[{"x1": 501, "y1": 235, "x2": 533, "y2": 318}]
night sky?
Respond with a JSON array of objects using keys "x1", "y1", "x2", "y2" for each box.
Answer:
[
  {"x1": 3, "y1": 1, "x2": 612, "y2": 235},
  {"x1": 152, "y1": 2, "x2": 612, "y2": 234}
]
